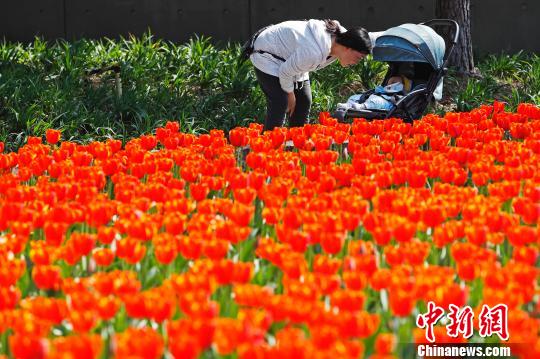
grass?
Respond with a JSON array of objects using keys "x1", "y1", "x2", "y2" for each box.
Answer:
[
  {"x1": 438, "y1": 52, "x2": 540, "y2": 113},
  {"x1": 0, "y1": 34, "x2": 263, "y2": 149},
  {"x1": 0, "y1": 32, "x2": 539, "y2": 150}
]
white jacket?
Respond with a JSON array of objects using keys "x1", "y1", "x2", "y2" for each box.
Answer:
[{"x1": 250, "y1": 20, "x2": 382, "y2": 94}]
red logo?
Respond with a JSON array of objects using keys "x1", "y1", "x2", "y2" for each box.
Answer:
[
  {"x1": 416, "y1": 301, "x2": 445, "y2": 343},
  {"x1": 416, "y1": 302, "x2": 509, "y2": 342},
  {"x1": 478, "y1": 304, "x2": 509, "y2": 341},
  {"x1": 446, "y1": 304, "x2": 474, "y2": 339}
]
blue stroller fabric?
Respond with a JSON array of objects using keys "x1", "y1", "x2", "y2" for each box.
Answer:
[
  {"x1": 333, "y1": 21, "x2": 456, "y2": 122},
  {"x1": 373, "y1": 24, "x2": 445, "y2": 69},
  {"x1": 371, "y1": 23, "x2": 446, "y2": 101}
]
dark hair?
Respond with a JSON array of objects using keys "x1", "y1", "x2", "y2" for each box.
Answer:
[{"x1": 324, "y1": 19, "x2": 372, "y2": 54}]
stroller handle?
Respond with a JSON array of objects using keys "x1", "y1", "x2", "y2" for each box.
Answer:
[
  {"x1": 420, "y1": 19, "x2": 460, "y2": 45},
  {"x1": 420, "y1": 19, "x2": 460, "y2": 66}
]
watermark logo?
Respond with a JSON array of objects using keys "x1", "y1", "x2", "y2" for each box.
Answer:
[
  {"x1": 416, "y1": 301, "x2": 509, "y2": 343},
  {"x1": 447, "y1": 303, "x2": 474, "y2": 339},
  {"x1": 478, "y1": 304, "x2": 509, "y2": 341},
  {"x1": 416, "y1": 301, "x2": 445, "y2": 343}
]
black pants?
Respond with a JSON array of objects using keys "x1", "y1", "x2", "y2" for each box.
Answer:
[{"x1": 254, "y1": 68, "x2": 312, "y2": 131}]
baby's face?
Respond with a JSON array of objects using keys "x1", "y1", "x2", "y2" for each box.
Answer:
[{"x1": 388, "y1": 76, "x2": 402, "y2": 85}]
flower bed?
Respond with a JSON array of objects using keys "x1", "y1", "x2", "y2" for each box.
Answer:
[{"x1": 0, "y1": 102, "x2": 538, "y2": 358}]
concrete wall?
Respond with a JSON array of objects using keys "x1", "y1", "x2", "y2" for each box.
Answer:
[{"x1": 1, "y1": 0, "x2": 538, "y2": 54}]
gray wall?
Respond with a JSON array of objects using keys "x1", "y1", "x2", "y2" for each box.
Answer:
[{"x1": 1, "y1": 0, "x2": 539, "y2": 54}]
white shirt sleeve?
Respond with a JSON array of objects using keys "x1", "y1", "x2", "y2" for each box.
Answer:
[{"x1": 278, "y1": 47, "x2": 319, "y2": 93}]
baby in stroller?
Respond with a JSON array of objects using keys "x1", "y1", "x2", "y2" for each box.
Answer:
[
  {"x1": 336, "y1": 62, "x2": 415, "y2": 113},
  {"x1": 332, "y1": 20, "x2": 460, "y2": 123}
]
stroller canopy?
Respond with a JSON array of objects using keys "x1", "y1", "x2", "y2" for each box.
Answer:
[{"x1": 372, "y1": 24, "x2": 446, "y2": 69}]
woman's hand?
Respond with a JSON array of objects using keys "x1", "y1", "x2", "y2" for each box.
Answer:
[{"x1": 286, "y1": 92, "x2": 296, "y2": 116}]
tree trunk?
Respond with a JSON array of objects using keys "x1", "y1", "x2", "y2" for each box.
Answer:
[{"x1": 436, "y1": 0, "x2": 476, "y2": 75}]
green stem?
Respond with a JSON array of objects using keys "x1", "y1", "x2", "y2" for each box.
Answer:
[
  {"x1": 100, "y1": 324, "x2": 111, "y2": 359},
  {"x1": 1, "y1": 329, "x2": 11, "y2": 357}
]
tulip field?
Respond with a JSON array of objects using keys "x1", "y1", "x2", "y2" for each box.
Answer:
[{"x1": 0, "y1": 101, "x2": 539, "y2": 358}]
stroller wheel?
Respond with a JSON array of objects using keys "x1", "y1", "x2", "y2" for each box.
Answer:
[{"x1": 332, "y1": 107, "x2": 347, "y2": 122}]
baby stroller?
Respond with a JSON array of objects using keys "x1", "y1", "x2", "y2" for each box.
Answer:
[{"x1": 333, "y1": 19, "x2": 459, "y2": 123}]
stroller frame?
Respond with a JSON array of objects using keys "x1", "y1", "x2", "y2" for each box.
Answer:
[{"x1": 335, "y1": 19, "x2": 460, "y2": 123}]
